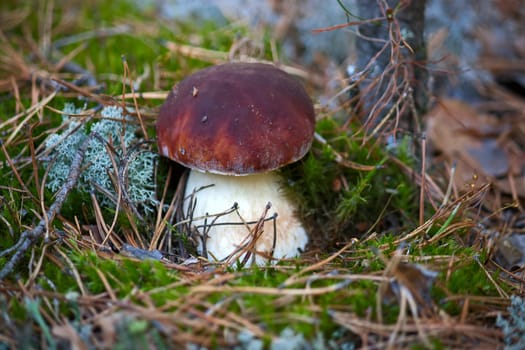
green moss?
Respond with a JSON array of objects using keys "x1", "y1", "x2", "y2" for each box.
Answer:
[
  {"x1": 66, "y1": 252, "x2": 179, "y2": 299},
  {"x1": 283, "y1": 117, "x2": 419, "y2": 247},
  {"x1": 447, "y1": 258, "x2": 498, "y2": 296},
  {"x1": 113, "y1": 318, "x2": 167, "y2": 350}
]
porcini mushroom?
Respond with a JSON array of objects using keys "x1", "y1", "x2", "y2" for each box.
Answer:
[{"x1": 157, "y1": 62, "x2": 315, "y2": 265}]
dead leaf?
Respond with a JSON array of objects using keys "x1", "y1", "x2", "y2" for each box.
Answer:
[
  {"x1": 52, "y1": 322, "x2": 89, "y2": 350},
  {"x1": 381, "y1": 261, "x2": 438, "y2": 317},
  {"x1": 91, "y1": 311, "x2": 137, "y2": 349},
  {"x1": 426, "y1": 99, "x2": 525, "y2": 197}
]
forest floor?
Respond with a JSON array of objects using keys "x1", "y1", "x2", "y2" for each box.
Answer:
[{"x1": 1, "y1": 1, "x2": 525, "y2": 349}]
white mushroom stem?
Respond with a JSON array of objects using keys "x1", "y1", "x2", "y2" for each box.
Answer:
[{"x1": 183, "y1": 170, "x2": 308, "y2": 265}]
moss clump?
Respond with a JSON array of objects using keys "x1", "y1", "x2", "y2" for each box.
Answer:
[{"x1": 284, "y1": 117, "x2": 419, "y2": 248}]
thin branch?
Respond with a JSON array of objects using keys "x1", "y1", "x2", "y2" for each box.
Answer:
[{"x1": 0, "y1": 132, "x2": 94, "y2": 280}]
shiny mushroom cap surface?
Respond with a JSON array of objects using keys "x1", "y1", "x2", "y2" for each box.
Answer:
[{"x1": 156, "y1": 62, "x2": 315, "y2": 175}]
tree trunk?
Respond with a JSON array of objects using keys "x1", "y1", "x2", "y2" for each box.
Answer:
[{"x1": 355, "y1": 0, "x2": 427, "y2": 132}]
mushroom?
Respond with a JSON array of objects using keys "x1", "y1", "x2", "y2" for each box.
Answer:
[{"x1": 156, "y1": 62, "x2": 315, "y2": 265}]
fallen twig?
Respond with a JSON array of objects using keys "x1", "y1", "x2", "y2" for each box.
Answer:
[{"x1": 0, "y1": 132, "x2": 94, "y2": 280}]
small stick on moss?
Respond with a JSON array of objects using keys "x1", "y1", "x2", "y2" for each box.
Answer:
[
  {"x1": 314, "y1": 132, "x2": 378, "y2": 171},
  {"x1": 0, "y1": 133, "x2": 94, "y2": 280}
]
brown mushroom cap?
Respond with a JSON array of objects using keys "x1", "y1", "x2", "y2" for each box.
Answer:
[{"x1": 156, "y1": 62, "x2": 315, "y2": 175}]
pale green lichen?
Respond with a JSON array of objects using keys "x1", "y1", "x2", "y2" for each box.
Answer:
[
  {"x1": 44, "y1": 103, "x2": 87, "y2": 193},
  {"x1": 497, "y1": 295, "x2": 525, "y2": 350},
  {"x1": 232, "y1": 328, "x2": 355, "y2": 350},
  {"x1": 43, "y1": 103, "x2": 157, "y2": 213}
]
